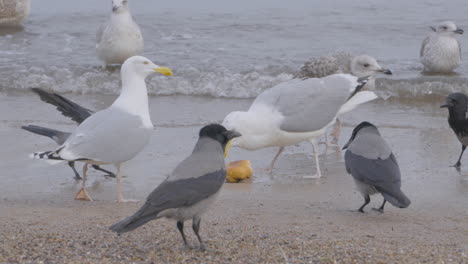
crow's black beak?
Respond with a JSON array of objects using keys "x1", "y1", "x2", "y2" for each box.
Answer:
[
  {"x1": 440, "y1": 103, "x2": 452, "y2": 108},
  {"x1": 455, "y1": 28, "x2": 464, "y2": 34},
  {"x1": 342, "y1": 139, "x2": 352, "y2": 150},
  {"x1": 225, "y1": 130, "x2": 241, "y2": 140}
]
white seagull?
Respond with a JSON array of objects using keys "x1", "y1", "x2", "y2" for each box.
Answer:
[
  {"x1": 96, "y1": 0, "x2": 144, "y2": 66},
  {"x1": 0, "y1": 0, "x2": 30, "y2": 27},
  {"x1": 222, "y1": 74, "x2": 370, "y2": 178},
  {"x1": 420, "y1": 21, "x2": 463, "y2": 73},
  {"x1": 32, "y1": 56, "x2": 172, "y2": 202}
]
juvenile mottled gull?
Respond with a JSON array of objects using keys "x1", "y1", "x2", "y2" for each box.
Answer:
[
  {"x1": 96, "y1": 0, "x2": 144, "y2": 65},
  {"x1": 440, "y1": 93, "x2": 468, "y2": 168},
  {"x1": 420, "y1": 21, "x2": 463, "y2": 73},
  {"x1": 32, "y1": 56, "x2": 173, "y2": 202},
  {"x1": 110, "y1": 124, "x2": 241, "y2": 251},
  {"x1": 296, "y1": 52, "x2": 392, "y2": 144},
  {"x1": 0, "y1": 0, "x2": 30, "y2": 26},
  {"x1": 22, "y1": 88, "x2": 115, "y2": 179},
  {"x1": 296, "y1": 52, "x2": 392, "y2": 81},
  {"x1": 343, "y1": 122, "x2": 411, "y2": 213},
  {"x1": 222, "y1": 74, "x2": 370, "y2": 178}
]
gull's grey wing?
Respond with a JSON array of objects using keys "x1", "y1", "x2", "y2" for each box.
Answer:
[
  {"x1": 345, "y1": 151, "x2": 410, "y2": 207},
  {"x1": 254, "y1": 75, "x2": 355, "y2": 133},
  {"x1": 458, "y1": 39, "x2": 462, "y2": 60},
  {"x1": 59, "y1": 107, "x2": 152, "y2": 163},
  {"x1": 420, "y1": 36, "x2": 430, "y2": 57},
  {"x1": 22, "y1": 125, "x2": 71, "y2": 145},
  {"x1": 31, "y1": 88, "x2": 94, "y2": 124}
]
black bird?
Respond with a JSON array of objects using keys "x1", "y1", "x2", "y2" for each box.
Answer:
[
  {"x1": 441, "y1": 92, "x2": 468, "y2": 168},
  {"x1": 21, "y1": 88, "x2": 115, "y2": 179},
  {"x1": 343, "y1": 122, "x2": 411, "y2": 213}
]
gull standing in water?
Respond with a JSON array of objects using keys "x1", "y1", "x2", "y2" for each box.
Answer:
[
  {"x1": 32, "y1": 56, "x2": 173, "y2": 202},
  {"x1": 0, "y1": 0, "x2": 30, "y2": 27},
  {"x1": 96, "y1": 0, "x2": 144, "y2": 66},
  {"x1": 420, "y1": 21, "x2": 463, "y2": 73},
  {"x1": 22, "y1": 88, "x2": 115, "y2": 179}
]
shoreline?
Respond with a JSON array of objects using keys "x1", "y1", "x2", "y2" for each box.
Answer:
[{"x1": 0, "y1": 94, "x2": 467, "y2": 263}]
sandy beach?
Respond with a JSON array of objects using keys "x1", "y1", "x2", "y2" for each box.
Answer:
[{"x1": 0, "y1": 92, "x2": 466, "y2": 263}]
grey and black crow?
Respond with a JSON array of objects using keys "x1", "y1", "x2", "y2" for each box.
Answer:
[
  {"x1": 21, "y1": 88, "x2": 115, "y2": 179},
  {"x1": 110, "y1": 124, "x2": 241, "y2": 250},
  {"x1": 343, "y1": 122, "x2": 411, "y2": 213},
  {"x1": 441, "y1": 92, "x2": 468, "y2": 168}
]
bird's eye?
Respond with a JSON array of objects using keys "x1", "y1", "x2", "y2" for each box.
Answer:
[
  {"x1": 143, "y1": 61, "x2": 149, "y2": 65},
  {"x1": 442, "y1": 26, "x2": 448, "y2": 30},
  {"x1": 363, "y1": 63, "x2": 370, "y2": 67}
]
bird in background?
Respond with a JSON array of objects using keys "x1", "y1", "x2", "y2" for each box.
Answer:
[
  {"x1": 0, "y1": 0, "x2": 30, "y2": 27},
  {"x1": 296, "y1": 52, "x2": 392, "y2": 144},
  {"x1": 223, "y1": 74, "x2": 371, "y2": 178},
  {"x1": 420, "y1": 21, "x2": 463, "y2": 73},
  {"x1": 440, "y1": 92, "x2": 468, "y2": 169},
  {"x1": 96, "y1": 0, "x2": 144, "y2": 66},
  {"x1": 31, "y1": 56, "x2": 173, "y2": 202},
  {"x1": 110, "y1": 124, "x2": 241, "y2": 251},
  {"x1": 343, "y1": 122, "x2": 411, "y2": 213},
  {"x1": 22, "y1": 88, "x2": 115, "y2": 180}
]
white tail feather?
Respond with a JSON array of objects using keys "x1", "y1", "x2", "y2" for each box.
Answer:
[{"x1": 44, "y1": 159, "x2": 65, "y2": 165}]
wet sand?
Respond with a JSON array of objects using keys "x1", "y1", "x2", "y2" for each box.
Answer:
[{"x1": 0, "y1": 92, "x2": 467, "y2": 263}]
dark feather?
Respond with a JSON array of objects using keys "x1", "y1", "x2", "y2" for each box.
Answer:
[{"x1": 31, "y1": 88, "x2": 94, "y2": 124}]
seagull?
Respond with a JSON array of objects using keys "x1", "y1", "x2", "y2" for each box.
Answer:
[
  {"x1": 0, "y1": 0, "x2": 30, "y2": 27},
  {"x1": 110, "y1": 124, "x2": 241, "y2": 251},
  {"x1": 222, "y1": 74, "x2": 370, "y2": 178},
  {"x1": 440, "y1": 92, "x2": 468, "y2": 168},
  {"x1": 22, "y1": 125, "x2": 116, "y2": 179},
  {"x1": 343, "y1": 122, "x2": 411, "y2": 213},
  {"x1": 296, "y1": 52, "x2": 392, "y2": 144},
  {"x1": 96, "y1": 0, "x2": 144, "y2": 66},
  {"x1": 22, "y1": 88, "x2": 115, "y2": 180},
  {"x1": 296, "y1": 52, "x2": 392, "y2": 81},
  {"x1": 32, "y1": 56, "x2": 173, "y2": 202},
  {"x1": 420, "y1": 21, "x2": 463, "y2": 73}
]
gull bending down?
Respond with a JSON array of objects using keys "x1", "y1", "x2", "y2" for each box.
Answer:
[{"x1": 223, "y1": 74, "x2": 370, "y2": 178}]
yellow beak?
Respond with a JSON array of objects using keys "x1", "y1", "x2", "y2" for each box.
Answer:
[
  {"x1": 224, "y1": 140, "x2": 233, "y2": 158},
  {"x1": 154, "y1": 67, "x2": 173, "y2": 76}
]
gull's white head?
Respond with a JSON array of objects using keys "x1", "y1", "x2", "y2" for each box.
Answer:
[
  {"x1": 112, "y1": 0, "x2": 129, "y2": 13},
  {"x1": 350, "y1": 55, "x2": 392, "y2": 77},
  {"x1": 121, "y1": 56, "x2": 173, "y2": 78},
  {"x1": 431, "y1": 21, "x2": 464, "y2": 36}
]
